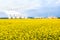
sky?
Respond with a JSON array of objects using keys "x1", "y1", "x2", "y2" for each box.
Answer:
[{"x1": 0, "y1": 0, "x2": 60, "y2": 17}]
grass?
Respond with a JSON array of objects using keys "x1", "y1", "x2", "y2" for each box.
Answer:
[{"x1": 0, "y1": 19, "x2": 60, "y2": 40}]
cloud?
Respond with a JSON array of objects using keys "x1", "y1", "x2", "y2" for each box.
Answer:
[
  {"x1": 0, "y1": 0, "x2": 60, "y2": 17},
  {"x1": 0, "y1": 0, "x2": 60, "y2": 10}
]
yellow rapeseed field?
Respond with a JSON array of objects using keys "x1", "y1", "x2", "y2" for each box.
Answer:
[{"x1": 0, "y1": 19, "x2": 60, "y2": 40}]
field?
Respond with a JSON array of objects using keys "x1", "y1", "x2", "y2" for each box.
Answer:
[{"x1": 0, "y1": 19, "x2": 60, "y2": 40}]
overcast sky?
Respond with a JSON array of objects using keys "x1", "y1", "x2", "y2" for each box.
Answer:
[{"x1": 0, "y1": 0, "x2": 60, "y2": 17}]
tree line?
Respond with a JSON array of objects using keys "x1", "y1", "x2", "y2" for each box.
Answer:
[{"x1": 0, "y1": 17, "x2": 60, "y2": 19}]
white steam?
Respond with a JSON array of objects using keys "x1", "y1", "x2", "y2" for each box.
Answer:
[{"x1": 4, "y1": 10, "x2": 28, "y2": 19}]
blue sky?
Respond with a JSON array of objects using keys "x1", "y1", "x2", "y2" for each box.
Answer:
[{"x1": 0, "y1": 0, "x2": 60, "y2": 17}]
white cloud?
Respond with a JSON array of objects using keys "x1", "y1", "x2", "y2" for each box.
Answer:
[
  {"x1": 0, "y1": 0, "x2": 42, "y2": 10},
  {"x1": 0, "y1": 0, "x2": 60, "y2": 14}
]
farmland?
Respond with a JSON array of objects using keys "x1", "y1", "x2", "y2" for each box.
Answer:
[{"x1": 0, "y1": 19, "x2": 60, "y2": 40}]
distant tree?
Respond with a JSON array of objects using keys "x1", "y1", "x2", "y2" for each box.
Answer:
[
  {"x1": 0, "y1": 17, "x2": 8, "y2": 19},
  {"x1": 28, "y1": 17, "x2": 34, "y2": 19},
  {"x1": 58, "y1": 17, "x2": 60, "y2": 19}
]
